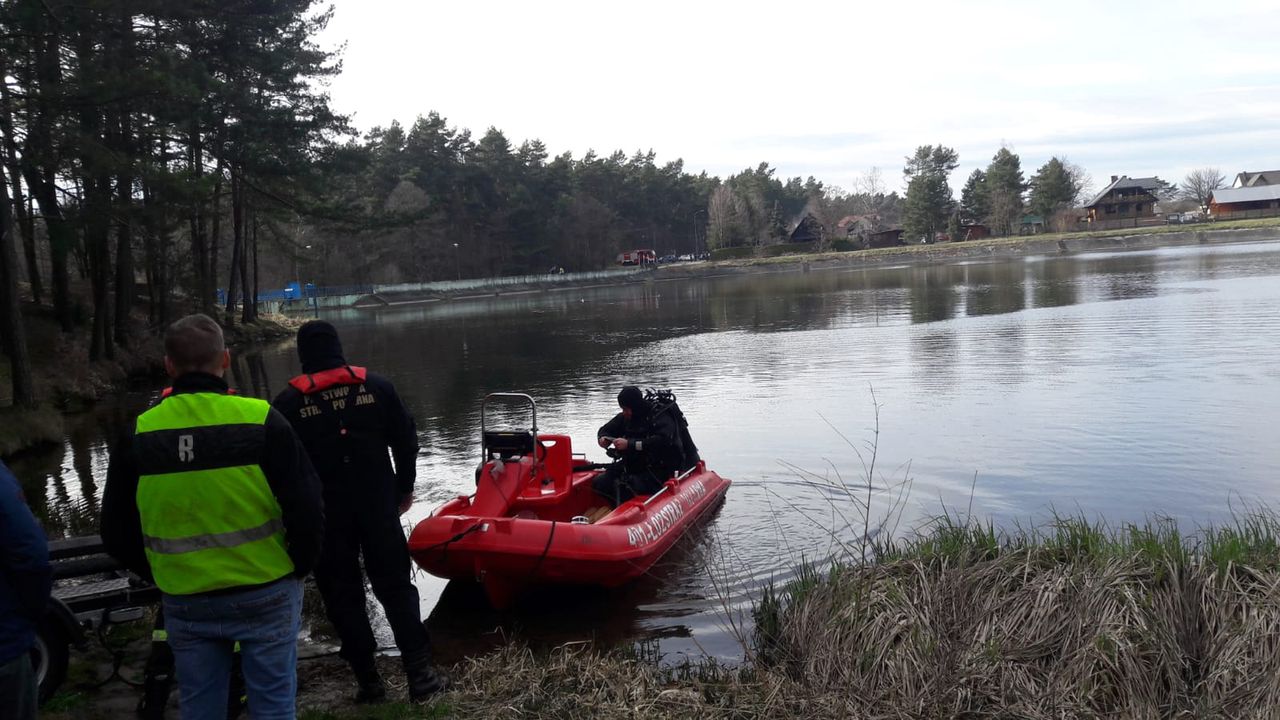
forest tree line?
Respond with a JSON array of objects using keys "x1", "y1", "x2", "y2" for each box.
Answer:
[
  {"x1": 0, "y1": 0, "x2": 347, "y2": 409},
  {"x1": 0, "y1": 0, "x2": 1229, "y2": 414},
  {"x1": 0, "y1": 0, "x2": 844, "y2": 412}
]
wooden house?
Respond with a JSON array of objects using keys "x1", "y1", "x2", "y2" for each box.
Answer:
[
  {"x1": 867, "y1": 228, "x2": 904, "y2": 248},
  {"x1": 1208, "y1": 185, "x2": 1280, "y2": 216},
  {"x1": 788, "y1": 214, "x2": 825, "y2": 244},
  {"x1": 1084, "y1": 175, "x2": 1162, "y2": 222},
  {"x1": 836, "y1": 214, "x2": 879, "y2": 237},
  {"x1": 1232, "y1": 170, "x2": 1280, "y2": 188}
]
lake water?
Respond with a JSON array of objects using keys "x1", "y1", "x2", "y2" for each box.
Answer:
[{"x1": 14, "y1": 239, "x2": 1280, "y2": 663}]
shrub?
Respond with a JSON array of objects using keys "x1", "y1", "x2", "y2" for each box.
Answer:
[
  {"x1": 710, "y1": 246, "x2": 755, "y2": 261},
  {"x1": 762, "y1": 241, "x2": 818, "y2": 258}
]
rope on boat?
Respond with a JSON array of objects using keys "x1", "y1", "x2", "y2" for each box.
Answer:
[
  {"x1": 525, "y1": 520, "x2": 557, "y2": 583},
  {"x1": 420, "y1": 522, "x2": 486, "y2": 562}
]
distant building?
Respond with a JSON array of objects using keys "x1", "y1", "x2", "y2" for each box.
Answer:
[
  {"x1": 836, "y1": 214, "x2": 879, "y2": 236},
  {"x1": 1018, "y1": 215, "x2": 1046, "y2": 235},
  {"x1": 788, "y1": 214, "x2": 825, "y2": 244},
  {"x1": 960, "y1": 223, "x2": 990, "y2": 241},
  {"x1": 1084, "y1": 175, "x2": 1162, "y2": 222},
  {"x1": 1208, "y1": 186, "x2": 1280, "y2": 216},
  {"x1": 1232, "y1": 170, "x2": 1280, "y2": 188},
  {"x1": 836, "y1": 214, "x2": 884, "y2": 247},
  {"x1": 867, "y1": 228, "x2": 904, "y2": 248}
]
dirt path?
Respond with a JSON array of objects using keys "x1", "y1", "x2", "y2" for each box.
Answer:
[{"x1": 40, "y1": 637, "x2": 439, "y2": 720}]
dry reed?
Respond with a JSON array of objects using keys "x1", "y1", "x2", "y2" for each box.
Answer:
[{"x1": 753, "y1": 513, "x2": 1280, "y2": 718}]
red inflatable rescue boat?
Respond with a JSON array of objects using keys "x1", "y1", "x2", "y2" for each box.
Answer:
[{"x1": 408, "y1": 393, "x2": 731, "y2": 608}]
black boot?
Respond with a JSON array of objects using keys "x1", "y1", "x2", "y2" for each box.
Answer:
[
  {"x1": 401, "y1": 648, "x2": 448, "y2": 702},
  {"x1": 350, "y1": 657, "x2": 386, "y2": 704}
]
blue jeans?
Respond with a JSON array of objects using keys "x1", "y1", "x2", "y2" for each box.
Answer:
[{"x1": 163, "y1": 577, "x2": 302, "y2": 720}]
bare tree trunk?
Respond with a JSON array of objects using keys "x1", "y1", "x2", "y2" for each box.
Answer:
[
  {"x1": 0, "y1": 164, "x2": 36, "y2": 407},
  {"x1": 114, "y1": 154, "x2": 134, "y2": 347},
  {"x1": 84, "y1": 178, "x2": 113, "y2": 362},
  {"x1": 25, "y1": 27, "x2": 74, "y2": 332},
  {"x1": 141, "y1": 175, "x2": 159, "y2": 325},
  {"x1": 225, "y1": 172, "x2": 242, "y2": 325},
  {"x1": 0, "y1": 54, "x2": 42, "y2": 304},
  {"x1": 249, "y1": 203, "x2": 259, "y2": 323},
  {"x1": 112, "y1": 9, "x2": 135, "y2": 348},
  {"x1": 75, "y1": 21, "x2": 114, "y2": 362},
  {"x1": 189, "y1": 128, "x2": 209, "y2": 313},
  {"x1": 237, "y1": 180, "x2": 252, "y2": 325},
  {"x1": 157, "y1": 218, "x2": 173, "y2": 328},
  {"x1": 209, "y1": 159, "x2": 224, "y2": 310}
]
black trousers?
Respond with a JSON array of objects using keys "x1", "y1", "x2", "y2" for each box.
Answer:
[
  {"x1": 592, "y1": 464, "x2": 664, "y2": 506},
  {"x1": 315, "y1": 487, "x2": 430, "y2": 665}
]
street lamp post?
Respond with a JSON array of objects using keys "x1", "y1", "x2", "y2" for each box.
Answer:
[{"x1": 452, "y1": 242, "x2": 460, "y2": 281}]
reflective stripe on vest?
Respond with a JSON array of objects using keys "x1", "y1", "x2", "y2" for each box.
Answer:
[
  {"x1": 135, "y1": 392, "x2": 294, "y2": 595},
  {"x1": 288, "y1": 365, "x2": 367, "y2": 394},
  {"x1": 142, "y1": 517, "x2": 284, "y2": 554},
  {"x1": 161, "y1": 386, "x2": 237, "y2": 398}
]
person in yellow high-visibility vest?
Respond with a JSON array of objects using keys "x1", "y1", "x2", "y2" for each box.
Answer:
[{"x1": 101, "y1": 314, "x2": 323, "y2": 720}]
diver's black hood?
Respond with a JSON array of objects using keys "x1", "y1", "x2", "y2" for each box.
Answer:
[
  {"x1": 617, "y1": 385, "x2": 649, "y2": 417},
  {"x1": 297, "y1": 320, "x2": 346, "y2": 374}
]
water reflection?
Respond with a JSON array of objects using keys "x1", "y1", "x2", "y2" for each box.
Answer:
[
  {"x1": 1028, "y1": 256, "x2": 1080, "y2": 309},
  {"x1": 907, "y1": 266, "x2": 960, "y2": 323},
  {"x1": 965, "y1": 262, "x2": 1028, "y2": 317},
  {"x1": 13, "y1": 239, "x2": 1280, "y2": 661},
  {"x1": 12, "y1": 398, "x2": 142, "y2": 538}
]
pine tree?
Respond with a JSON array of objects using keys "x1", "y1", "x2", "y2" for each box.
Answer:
[
  {"x1": 1028, "y1": 157, "x2": 1081, "y2": 226},
  {"x1": 983, "y1": 147, "x2": 1025, "y2": 236},
  {"x1": 960, "y1": 169, "x2": 988, "y2": 225},
  {"x1": 902, "y1": 146, "x2": 958, "y2": 244}
]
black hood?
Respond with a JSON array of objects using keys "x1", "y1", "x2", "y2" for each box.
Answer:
[
  {"x1": 617, "y1": 385, "x2": 649, "y2": 417},
  {"x1": 297, "y1": 320, "x2": 346, "y2": 374}
]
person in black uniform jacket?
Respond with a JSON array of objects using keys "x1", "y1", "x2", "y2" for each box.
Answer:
[
  {"x1": 272, "y1": 321, "x2": 446, "y2": 703},
  {"x1": 594, "y1": 386, "x2": 684, "y2": 506}
]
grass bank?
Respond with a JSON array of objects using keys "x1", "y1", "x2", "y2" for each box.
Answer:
[
  {"x1": 0, "y1": 303, "x2": 300, "y2": 458},
  {"x1": 665, "y1": 216, "x2": 1280, "y2": 276},
  {"x1": 44, "y1": 512, "x2": 1280, "y2": 718},
  {"x1": 754, "y1": 512, "x2": 1280, "y2": 718}
]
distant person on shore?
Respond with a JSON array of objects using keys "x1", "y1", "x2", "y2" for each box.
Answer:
[
  {"x1": 0, "y1": 459, "x2": 52, "y2": 720},
  {"x1": 594, "y1": 386, "x2": 685, "y2": 506},
  {"x1": 273, "y1": 321, "x2": 447, "y2": 703},
  {"x1": 101, "y1": 313, "x2": 324, "y2": 720}
]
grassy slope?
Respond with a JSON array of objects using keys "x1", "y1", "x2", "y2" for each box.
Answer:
[
  {"x1": 754, "y1": 513, "x2": 1280, "y2": 718},
  {"x1": 691, "y1": 216, "x2": 1280, "y2": 271},
  {"x1": 0, "y1": 307, "x2": 298, "y2": 457}
]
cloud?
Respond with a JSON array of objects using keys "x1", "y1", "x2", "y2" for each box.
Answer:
[{"x1": 318, "y1": 0, "x2": 1280, "y2": 189}]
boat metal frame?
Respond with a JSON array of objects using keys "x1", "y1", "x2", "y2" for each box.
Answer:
[{"x1": 479, "y1": 392, "x2": 538, "y2": 463}]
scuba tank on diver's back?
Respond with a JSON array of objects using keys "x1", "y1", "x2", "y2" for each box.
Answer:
[{"x1": 643, "y1": 388, "x2": 700, "y2": 471}]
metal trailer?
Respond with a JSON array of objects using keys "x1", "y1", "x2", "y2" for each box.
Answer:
[{"x1": 33, "y1": 535, "x2": 159, "y2": 703}]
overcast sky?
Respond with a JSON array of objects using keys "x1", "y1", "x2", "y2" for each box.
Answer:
[{"x1": 318, "y1": 0, "x2": 1280, "y2": 194}]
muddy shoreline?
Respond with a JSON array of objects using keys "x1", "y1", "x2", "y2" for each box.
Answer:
[
  {"x1": 657, "y1": 223, "x2": 1280, "y2": 279},
  {"x1": 342, "y1": 221, "x2": 1280, "y2": 310},
  {"x1": 0, "y1": 315, "x2": 298, "y2": 458}
]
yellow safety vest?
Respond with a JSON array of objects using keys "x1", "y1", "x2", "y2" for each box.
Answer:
[{"x1": 134, "y1": 392, "x2": 294, "y2": 595}]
